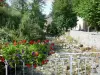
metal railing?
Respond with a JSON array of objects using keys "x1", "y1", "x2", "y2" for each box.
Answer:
[
  {"x1": 1, "y1": 52, "x2": 100, "y2": 75},
  {"x1": 49, "y1": 52, "x2": 100, "y2": 75}
]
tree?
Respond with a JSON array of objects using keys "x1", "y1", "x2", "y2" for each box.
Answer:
[
  {"x1": 0, "y1": 0, "x2": 21, "y2": 30},
  {"x1": 20, "y1": 0, "x2": 46, "y2": 40},
  {"x1": 48, "y1": 0, "x2": 77, "y2": 36},
  {"x1": 72, "y1": 0, "x2": 100, "y2": 31}
]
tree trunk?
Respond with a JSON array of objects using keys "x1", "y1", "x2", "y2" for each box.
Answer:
[{"x1": 88, "y1": 26, "x2": 90, "y2": 32}]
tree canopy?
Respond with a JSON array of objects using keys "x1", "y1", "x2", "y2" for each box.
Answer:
[
  {"x1": 72, "y1": 0, "x2": 100, "y2": 31},
  {"x1": 0, "y1": 0, "x2": 46, "y2": 42},
  {"x1": 47, "y1": 0, "x2": 77, "y2": 36}
]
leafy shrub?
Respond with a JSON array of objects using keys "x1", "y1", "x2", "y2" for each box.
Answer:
[
  {"x1": 0, "y1": 28, "x2": 20, "y2": 43},
  {"x1": 1, "y1": 40, "x2": 55, "y2": 68}
]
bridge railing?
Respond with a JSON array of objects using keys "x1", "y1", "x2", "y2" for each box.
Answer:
[
  {"x1": 1, "y1": 52, "x2": 100, "y2": 75},
  {"x1": 48, "y1": 52, "x2": 100, "y2": 75}
]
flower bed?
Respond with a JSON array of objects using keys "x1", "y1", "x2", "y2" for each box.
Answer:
[{"x1": 1, "y1": 40, "x2": 55, "y2": 68}]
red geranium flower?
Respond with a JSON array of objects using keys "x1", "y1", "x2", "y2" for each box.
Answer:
[
  {"x1": 35, "y1": 52, "x2": 39, "y2": 56},
  {"x1": 34, "y1": 41, "x2": 37, "y2": 44},
  {"x1": 0, "y1": 56, "x2": 5, "y2": 62},
  {"x1": 26, "y1": 64, "x2": 31, "y2": 68},
  {"x1": 45, "y1": 60, "x2": 49, "y2": 64},
  {"x1": 51, "y1": 43, "x2": 54, "y2": 46},
  {"x1": 29, "y1": 40, "x2": 34, "y2": 45},
  {"x1": 33, "y1": 64, "x2": 37, "y2": 68},
  {"x1": 37, "y1": 40, "x2": 40, "y2": 43},
  {"x1": 0, "y1": 0, "x2": 3, "y2": 2},
  {"x1": 50, "y1": 46, "x2": 54, "y2": 50},
  {"x1": 13, "y1": 41, "x2": 17, "y2": 46},
  {"x1": 42, "y1": 60, "x2": 45, "y2": 65},
  {"x1": 1, "y1": 58, "x2": 5, "y2": 62},
  {"x1": 22, "y1": 40, "x2": 26, "y2": 44},
  {"x1": 44, "y1": 40, "x2": 49, "y2": 43}
]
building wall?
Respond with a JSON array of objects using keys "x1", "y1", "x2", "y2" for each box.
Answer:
[
  {"x1": 73, "y1": 16, "x2": 88, "y2": 31},
  {"x1": 70, "y1": 30, "x2": 100, "y2": 50}
]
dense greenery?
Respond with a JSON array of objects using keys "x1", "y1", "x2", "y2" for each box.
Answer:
[
  {"x1": 0, "y1": 0, "x2": 46, "y2": 42},
  {"x1": 2, "y1": 40, "x2": 55, "y2": 68},
  {"x1": 47, "y1": 0, "x2": 77, "y2": 36},
  {"x1": 72, "y1": 0, "x2": 100, "y2": 31}
]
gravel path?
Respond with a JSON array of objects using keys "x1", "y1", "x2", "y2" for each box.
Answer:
[
  {"x1": 34, "y1": 35, "x2": 100, "y2": 75},
  {"x1": 20, "y1": 35, "x2": 100, "y2": 75}
]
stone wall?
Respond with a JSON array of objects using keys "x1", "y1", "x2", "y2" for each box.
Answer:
[{"x1": 70, "y1": 30, "x2": 100, "y2": 50}]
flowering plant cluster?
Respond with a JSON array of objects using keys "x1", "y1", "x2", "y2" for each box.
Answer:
[{"x1": 1, "y1": 40, "x2": 55, "y2": 68}]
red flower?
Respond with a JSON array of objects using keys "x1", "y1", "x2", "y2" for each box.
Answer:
[
  {"x1": 42, "y1": 60, "x2": 45, "y2": 65},
  {"x1": 0, "y1": 0, "x2": 3, "y2": 2},
  {"x1": 33, "y1": 64, "x2": 37, "y2": 68},
  {"x1": 35, "y1": 52, "x2": 39, "y2": 56},
  {"x1": 0, "y1": 56, "x2": 5, "y2": 62},
  {"x1": 50, "y1": 46, "x2": 54, "y2": 50},
  {"x1": 51, "y1": 43, "x2": 54, "y2": 46},
  {"x1": 29, "y1": 40, "x2": 34, "y2": 45},
  {"x1": 34, "y1": 41, "x2": 37, "y2": 44},
  {"x1": 22, "y1": 40, "x2": 26, "y2": 44},
  {"x1": 13, "y1": 41, "x2": 17, "y2": 46},
  {"x1": 37, "y1": 40, "x2": 40, "y2": 43},
  {"x1": 26, "y1": 64, "x2": 31, "y2": 68},
  {"x1": 45, "y1": 60, "x2": 49, "y2": 64},
  {"x1": 44, "y1": 40, "x2": 49, "y2": 43}
]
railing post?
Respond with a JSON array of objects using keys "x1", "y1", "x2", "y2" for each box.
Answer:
[
  {"x1": 62, "y1": 59, "x2": 65, "y2": 75},
  {"x1": 15, "y1": 63, "x2": 16, "y2": 75},
  {"x1": 70, "y1": 55, "x2": 73, "y2": 75},
  {"x1": 78, "y1": 58, "x2": 80, "y2": 75},
  {"x1": 23, "y1": 62, "x2": 25, "y2": 75},
  {"x1": 5, "y1": 60, "x2": 8, "y2": 75},
  {"x1": 32, "y1": 62, "x2": 33, "y2": 75},
  {"x1": 91, "y1": 58, "x2": 94, "y2": 73},
  {"x1": 55, "y1": 59, "x2": 57, "y2": 75},
  {"x1": 85, "y1": 59, "x2": 87, "y2": 75}
]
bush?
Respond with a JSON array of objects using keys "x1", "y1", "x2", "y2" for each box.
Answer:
[{"x1": 1, "y1": 40, "x2": 55, "y2": 68}]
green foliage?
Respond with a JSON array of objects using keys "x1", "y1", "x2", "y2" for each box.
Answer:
[
  {"x1": 0, "y1": 0, "x2": 46, "y2": 41},
  {"x1": 20, "y1": 0, "x2": 46, "y2": 40},
  {"x1": 49, "y1": 0, "x2": 77, "y2": 36},
  {"x1": 0, "y1": 7, "x2": 21, "y2": 30},
  {"x1": 0, "y1": 62, "x2": 5, "y2": 75},
  {"x1": 2, "y1": 40, "x2": 53, "y2": 67},
  {"x1": 47, "y1": 23, "x2": 64, "y2": 36},
  {"x1": 72, "y1": 0, "x2": 100, "y2": 31},
  {"x1": 0, "y1": 28, "x2": 19, "y2": 43}
]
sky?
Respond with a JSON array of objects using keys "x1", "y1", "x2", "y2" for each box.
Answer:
[
  {"x1": 42, "y1": 0, "x2": 54, "y2": 15},
  {"x1": 6, "y1": 0, "x2": 53, "y2": 15}
]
